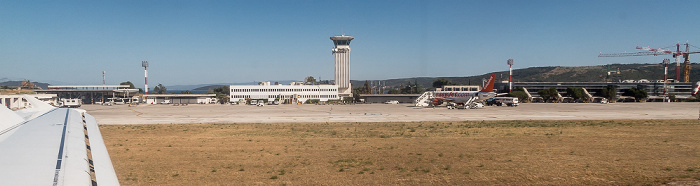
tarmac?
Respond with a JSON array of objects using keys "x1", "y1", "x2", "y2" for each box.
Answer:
[{"x1": 82, "y1": 102, "x2": 700, "y2": 125}]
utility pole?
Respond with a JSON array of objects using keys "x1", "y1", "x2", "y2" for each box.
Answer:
[
  {"x1": 662, "y1": 59, "x2": 670, "y2": 102},
  {"x1": 507, "y1": 59, "x2": 514, "y2": 92},
  {"x1": 142, "y1": 61, "x2": 149, "y2": 95}
]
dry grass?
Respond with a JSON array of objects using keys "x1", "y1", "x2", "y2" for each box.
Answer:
[{"x1": 100, "y1": 120, "x2": 700, "y2": 185}]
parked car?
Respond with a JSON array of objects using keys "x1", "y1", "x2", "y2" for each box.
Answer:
[{"x1": 384, "y1": 100, "x2": 399, "y2": 104}]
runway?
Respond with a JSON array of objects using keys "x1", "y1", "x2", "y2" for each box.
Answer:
[{"x1": 82, "y1": 102, "x2": 700, "y2": 124}]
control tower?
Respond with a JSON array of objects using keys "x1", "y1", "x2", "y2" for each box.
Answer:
[{"x1": 331, "y1": 35, "x2": 354, "y2": 97}]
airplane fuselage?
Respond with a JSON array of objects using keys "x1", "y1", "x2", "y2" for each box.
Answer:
[{"x1": 433, "y1": 91, "x2": 497, "y2": 104}]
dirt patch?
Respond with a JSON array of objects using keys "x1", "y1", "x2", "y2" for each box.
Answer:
[{"x1": 101, "y1": 120, "x2": 700, "y2": 185}]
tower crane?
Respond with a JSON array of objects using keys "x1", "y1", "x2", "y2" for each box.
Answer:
[{"x1": 599, "y1": 42, "x2": 700, "y2": 82}]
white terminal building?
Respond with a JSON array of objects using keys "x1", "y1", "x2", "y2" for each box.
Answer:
[
  {"x1": 229, "y1": 35, "x2": 353, "y2": 104},
  {"x1": 229, "y1": 81, "x2": 339, "y2": 103}
]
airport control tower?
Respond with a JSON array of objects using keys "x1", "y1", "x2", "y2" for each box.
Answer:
[{"x1": 331, "y1": 35, "x2": 354, "y2": 97}]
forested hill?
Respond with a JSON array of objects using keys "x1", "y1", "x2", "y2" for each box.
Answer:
[
  {"x1": 352, "y1": 63, "x2": 700, "y2": 89},
  {"x1": 0, "y1": 81, "x2": 50, "y2": 89}
]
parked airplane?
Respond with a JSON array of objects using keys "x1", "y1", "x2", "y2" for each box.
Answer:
[
  {"x1": 0, "y1": 95, "x2": 119, "y2": 185},
  {"x1": 431, "y1": 74, "x2": 500, "y2": 109},
  {"x1": 692, "y1": 81, "x2": 699, "y2": 96}
]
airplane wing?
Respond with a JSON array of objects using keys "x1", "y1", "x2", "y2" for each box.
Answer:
[
  {"x1": 15, "y1": 95, "x2": 56, "y2": 120},
  {"x1": 0, "y1": 95, "x2": 119, "y2": 185},
  {"x1": 0, "y1": 105, "x2": 24, "y2": 131}
]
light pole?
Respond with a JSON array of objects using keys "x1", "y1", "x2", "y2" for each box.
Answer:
[
  {"x1": 142, "y1": 61, "x2": 149, "y2": 95},
  {"x1": 507, "y1": 59, "x2": 514, "y2": 92},
  {"x1": 662, "y1": 59, "x2": 670, "y2": 102}
]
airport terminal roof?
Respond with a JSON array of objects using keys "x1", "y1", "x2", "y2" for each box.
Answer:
[
  {"x1": 359, "y1": 94, "x2": 420, "y2": 97},
  {"x1": 143, "y1": 94, "x2": 216, "y2": 97}
]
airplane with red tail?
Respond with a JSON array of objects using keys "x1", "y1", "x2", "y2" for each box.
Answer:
[{"x1": 431, "y1": 74, "x2": 501, "y2": 109}]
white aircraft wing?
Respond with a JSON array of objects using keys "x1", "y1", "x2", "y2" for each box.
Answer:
[
  {"x1": 0, "y1": 106, "x2": 119, "y2": 185},
  {"x1": 15, "y1": 95, "x2": 56, "y2": 120},
  {"x1": 0, "y1": 105, "x2": 24, "y2": 131}
]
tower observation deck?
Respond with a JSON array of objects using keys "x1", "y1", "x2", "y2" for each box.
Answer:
[{"x1": 331, "y1": 35, "x2": 354, "y2": 98}]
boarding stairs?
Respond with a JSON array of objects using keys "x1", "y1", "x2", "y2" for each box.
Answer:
[
  {"x1": 462, "y1": 96, "x2": 479, "y2": 109},
  {"x1": 414, "y1": 91, "x2": 434, "y2": 107},
  {"x1": 582, "y1": 88, "x2": 593, "y2": 102},
  {"x1": 523, "y1": 87, "x2": 533, "y2": 102}
]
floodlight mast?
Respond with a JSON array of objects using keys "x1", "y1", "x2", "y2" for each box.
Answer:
[
  {"x1": 142, "y1": 61, "x2": 149, "y2": 95},
  {"x1": 507, "y1": 59, "x2": 514, "y2": 92},
  {"x1": 662, "y1": 59, "x2": 670, "y2": 102}
]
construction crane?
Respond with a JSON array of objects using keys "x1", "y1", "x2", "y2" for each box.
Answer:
[{"x1": 599, "y1": 42, "x2": 700, "y2": 82}]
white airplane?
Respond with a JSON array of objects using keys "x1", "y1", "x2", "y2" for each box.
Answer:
[
  {"x1": 0, "y1": 95, "x2": 119, "y2": 185},
  {"x1": 431, "y1": 74, "x2": 500, "y2": 109},
  {"x1": 692, "y1": 81, "x2": 699, "y2": 96}
]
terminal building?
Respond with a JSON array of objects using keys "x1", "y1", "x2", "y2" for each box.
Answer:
[
  {"x1": 35, "y1": 85, "x2": 139, "y2": 104},
  {"x1": 1, "y1": 94, "x2": 58, "y2": 109},
  {"x1": 230, "y1": 82, "x2": 339, "y2": 104},
  {"x1": 144, "y1": 94, "x2": 217, "y2": 104},
  {"x1": 229, "y1": 35, "x2": 353, "y2": 104},
  {"x1": 494, "y1": 81, "x2": 696, "y2": 101}
]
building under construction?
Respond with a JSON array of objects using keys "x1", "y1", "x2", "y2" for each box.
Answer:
[{"x1": 495, "y1": 81, "x2": 696, "y2": 102}]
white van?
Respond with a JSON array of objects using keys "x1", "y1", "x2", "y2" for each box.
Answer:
[{"x1": 59, "y1": 98, "x2": 82, "y2": 108}]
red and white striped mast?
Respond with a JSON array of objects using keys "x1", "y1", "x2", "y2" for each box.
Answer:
[
  {"x1": 636, "y1": 43, "x2": 682, "y2": 81},
  {"x1": 142, "y1": 61, "x2": 149, "y2": 94}
]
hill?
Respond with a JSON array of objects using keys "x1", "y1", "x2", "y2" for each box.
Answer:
[
  {"x1": 352, "y1": 63, "x2": 700, "y2": 89},
  {"x1": 0, "y1": 81, "x2": 50, "y2": 90}
]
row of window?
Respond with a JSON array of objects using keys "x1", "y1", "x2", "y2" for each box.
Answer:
[
  {"x1": 231, "y1": 94, "x2": 338, "y2": 99},
  {"x1": 444, "y1": 87, "x2": 479, "y2": 91},
  {"x1": 231, "y1": 88, "x2": 338, "y2": 92}
]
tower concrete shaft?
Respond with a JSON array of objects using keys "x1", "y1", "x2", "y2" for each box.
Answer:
[{"x1": 331, "y1": 35, "x2": 354, "y2": 97}]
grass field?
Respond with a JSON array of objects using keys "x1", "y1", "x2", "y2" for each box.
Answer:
[{"x1": 101, "y1": 120, "x2": 700, "y2": 185}]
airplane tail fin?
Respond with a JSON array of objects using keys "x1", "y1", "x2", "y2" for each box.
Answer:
[
  {"x1": 480, "y1": 74, "x2": 496, "y2": 92},
  {"x1": 692, "y1": 81, "x2": 700, "y2": 96}
]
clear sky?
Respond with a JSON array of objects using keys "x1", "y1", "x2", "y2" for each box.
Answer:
[{"x1": 2, "y1": 0, "x2": 699, "y2": 88}]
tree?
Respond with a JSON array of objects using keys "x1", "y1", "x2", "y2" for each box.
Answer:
[
  {"x1": 413, "y1": 79, "x2": 423, "y2": 94},
  {"x1": 432, "y1": 78, "x2": 453, "y2": 89},
  {"x1": 213, "y1": 86, "x2": 230, "y2": 104},
  {"x1": 399, "y1": 80, "x2": 424, "y2": 94},
  {"x1": 600, "y1": 85, "x2": 616, "y2": 101},
  {"x1": 352, "y1": 81, "x2": 372, "y2": 102},
  {"x1": 362, "y1": 81, "x2": 371, "y2": 94},
  {"x1": 537, "y1": 87, "x2": 559, "y2": 102},
  {"x1": 304, "y1": 76, "x2": 317, "y2": 85},
  {"x1": 669, "y1": 93, "x2": 677, "y2": 102},
  {"x1": 565, "y1": 87, "x2": 586, "y2": 100},
  {"x1": 506, "y1": 91, "x2": 529, "y2": 102},
  {"x1": 120, "y1": 81, "x2": 135, "y2": 89},
  {"x1": 387, "y1": 88, "x2": 401, "y2": 94},
  {"x1": 623, "y1": 87, "x2": 648, "y2": 102},
  {"x1": 153, "y1": 84, "x2": 167, "y2": 94},
  {"x1": 180, "y1": 90, "x2": 193, "y2": 94}
]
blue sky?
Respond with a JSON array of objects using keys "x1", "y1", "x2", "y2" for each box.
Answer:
[{"x1": 2, "y1": 0, "x2": 699, "y2": 88}]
